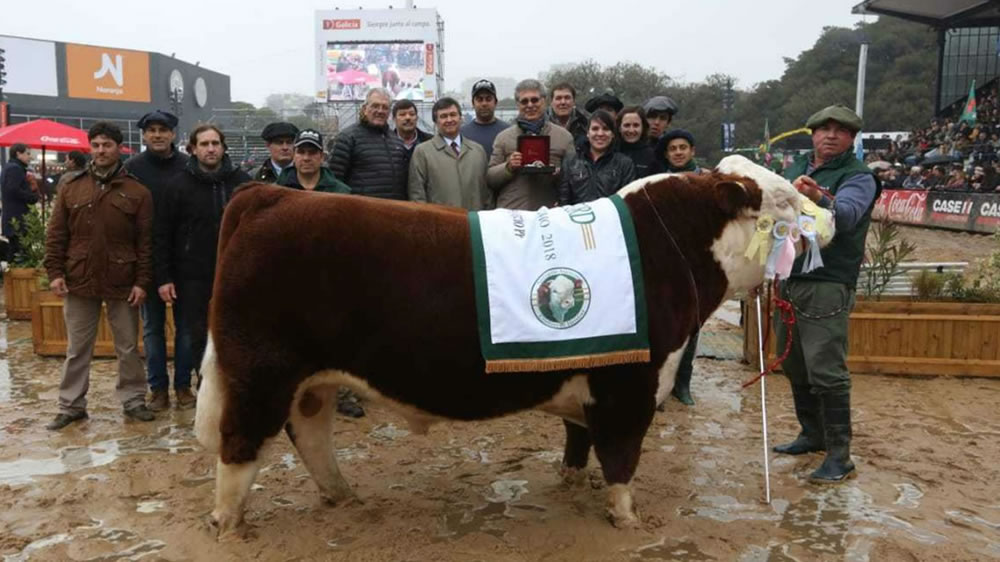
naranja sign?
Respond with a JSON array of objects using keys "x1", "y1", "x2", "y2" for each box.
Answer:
[{"x1": 65, "y1": 43, "x2": 151, "y2": 103}]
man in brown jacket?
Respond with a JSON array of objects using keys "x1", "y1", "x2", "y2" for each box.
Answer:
[
  {"x1": 487, "y1": 79, "x2": 574, "y2": 210},
  {"x1": 43, "y1": 122, "x2": 156, "y2": 430}
]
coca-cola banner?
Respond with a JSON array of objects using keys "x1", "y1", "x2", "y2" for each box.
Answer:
[{"x1": 873, "y1": 189, "x2": 999, "y2": 233}]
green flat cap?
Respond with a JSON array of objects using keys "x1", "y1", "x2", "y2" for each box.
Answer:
[{"x1": 805, "y1": 104, "x2": 863, "y2": 133}]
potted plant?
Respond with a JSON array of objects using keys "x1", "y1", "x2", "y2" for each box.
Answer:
[{"x1": 3, "y1": 205, "x2": 47, "y2": 320}]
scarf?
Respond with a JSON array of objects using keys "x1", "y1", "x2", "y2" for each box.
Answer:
[
  {"x1": 89, "y1": 160, "x2": 122, "y2": 184},
  {"x1": 517, "y1": 117, "x2": 547, "y2": 135},
  {"x1": 666, "y1": 159, "x2": 699, "y2": 173}
]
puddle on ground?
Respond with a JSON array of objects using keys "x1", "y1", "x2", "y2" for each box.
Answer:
[
  {"x1": 732, "y1": 485, "x2": 951, "y2": 559},
  {"x1": 0, "y1": 424, "x2": 197, "y2": 485},
  {"x1": 435, "y1": 479, "x2": 544, "y2": 541},
  {"x1": 3, "y1": 533, "x2": 71, "y2": 562},
  {"x1": 893, "y1": 482, "x2": 923, "y2": 509},
  {"x1": 369, "y1": 422, "x2": 410, "y2": 442},
  {"x1": 135, "y1": 500, "x2": 166, "y2": 514},
  {"x1": 631, "y1": 537, "x2": 717, "y2": 561},
  {"x1": 327, "y1": 536, "x2": 358, "y2": 548}
]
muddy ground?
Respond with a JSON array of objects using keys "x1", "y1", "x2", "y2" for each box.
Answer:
[{"x1": 1, "y1": 226, "x2": 998, "y2": 561}]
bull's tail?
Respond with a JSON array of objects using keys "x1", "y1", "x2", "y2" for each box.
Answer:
[{"x1": 194, "y1": 335, "x2": 223, "y2": 453}]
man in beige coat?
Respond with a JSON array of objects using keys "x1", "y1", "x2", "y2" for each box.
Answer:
[
  {"x1": 487, "y1": 79, "x2": 575, "y2": 210},
  {"x1": 409, "y1": 97, "x2": 492, "y2": 210}
]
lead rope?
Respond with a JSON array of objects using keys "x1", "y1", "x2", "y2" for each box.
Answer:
[
  {"x1": 640, "y1": 187, "x2": 701, "y2": 328},
  {"x1": 742, "y1": 279, "x2": 796, "y2": 388}
]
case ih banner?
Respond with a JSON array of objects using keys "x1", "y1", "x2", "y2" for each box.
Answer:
[{"x1": 873, "y1": 189, "x2": 1000, "y2": 233}]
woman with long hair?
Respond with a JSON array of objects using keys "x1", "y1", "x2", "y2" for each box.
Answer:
[{"x1": 557, "y1": 110, "x2": 637, "y2": 205}]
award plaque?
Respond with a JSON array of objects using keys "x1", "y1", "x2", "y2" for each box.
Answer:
[{"x1": 517, "y1": 135, "x2": 555, "y2": 175}]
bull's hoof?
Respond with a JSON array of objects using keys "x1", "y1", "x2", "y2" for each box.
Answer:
[
  {"x1": 208, "y1": 510, "x2": 253, "y2": 542},
  {"x1": 606, "y1": 484, "x2": 640, "y2": 529},
  {"x1": 607, "y1": 506, "x2": 641, "y2": 529},
  {"x1": 558, "y1": 464, "x2": 588, "y2": 487},
  {"x1": 321, "y1": 489, "x2": 361, "y2": 507}
]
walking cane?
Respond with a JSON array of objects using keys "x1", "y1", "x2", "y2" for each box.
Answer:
[{"x1": 755, "y1": 285, "x2": 772, "y2": 504}]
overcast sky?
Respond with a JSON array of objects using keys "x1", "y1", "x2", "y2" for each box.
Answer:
[{"x1": 4, "y1": 0, "x2": 872, "y2": 106}]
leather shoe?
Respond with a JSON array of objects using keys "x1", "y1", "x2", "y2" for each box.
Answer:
[
  {"x1": 124, "y1": 404, "x2": 156, "y2": 422},
  {"x1": 46, "y1": 411, "x2": 88, "y2": 430},
  {"x1": 176, "y1": 387, "x2": 197, "y2": 410},
  {"x1": 147, "y1": 390, "x2": 170, "y2": 412}
]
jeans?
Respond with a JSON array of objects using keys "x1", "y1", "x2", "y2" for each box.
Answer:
[
  {"x1": 175, "y1": 280, "x2": 213, "y2": 387},
  {"x1": 141, "y1": 294, "x2": 192, "y2": 391}
]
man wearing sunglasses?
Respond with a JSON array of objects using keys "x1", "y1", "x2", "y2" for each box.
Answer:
[{"x1": 486, "y1": 79, "x2": 574, "y2": 210}]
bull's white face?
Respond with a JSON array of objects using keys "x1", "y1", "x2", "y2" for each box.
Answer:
[
  {"x1": 548, "y1": 275, "x2": 576, "y2": 323},
  {"x1": 713, "y1": 155, "x2": 836, "y2": 296}
]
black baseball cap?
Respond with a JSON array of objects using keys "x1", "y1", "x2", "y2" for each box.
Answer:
[
  {"x1": 471, "y1": 79, "x2": 497, "y2": 98},
  {"x1": 293, "y1": 129, "x2": 323, "y2": 150}
]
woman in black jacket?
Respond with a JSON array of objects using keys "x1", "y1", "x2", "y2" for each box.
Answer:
[
  {"x1": 558, "y1": 110, "x2": 637, "y2": 205},
  {"x1": 617, "y1": 106, "x2": 656, "y2": 178}
]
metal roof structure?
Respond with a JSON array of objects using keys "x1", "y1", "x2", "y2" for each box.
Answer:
[{"x1": 852, "y1": 0, "x2": 1000, "y2": 28}]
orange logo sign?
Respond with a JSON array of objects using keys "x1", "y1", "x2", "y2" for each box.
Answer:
[{"x1": 65, "y1": 44, "x2": 151, "y2": 102}]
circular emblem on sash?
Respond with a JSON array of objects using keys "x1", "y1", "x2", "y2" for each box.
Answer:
[{"x1": 530, "y1": 268, "x2": 591, "y2": 329}]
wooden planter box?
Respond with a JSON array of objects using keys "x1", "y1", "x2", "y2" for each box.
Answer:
[
  {"x1": 31, "y1": 290, "x2": 176, "y2": 358},
  {"x1": 4, "y1": 267, "x2": 44, "y2": 320},
  {"x1": 744, "y1": 297, "x2": 1000, "y2": 377}
]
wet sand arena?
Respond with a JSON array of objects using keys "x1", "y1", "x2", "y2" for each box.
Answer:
[{"x1": 2, "y1": 227, "x2": 999, "y2": 561}]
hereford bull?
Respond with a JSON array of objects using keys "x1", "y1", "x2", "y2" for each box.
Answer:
[{"x1": 194, "y1": 155, "x2": 834, "y2": 538}]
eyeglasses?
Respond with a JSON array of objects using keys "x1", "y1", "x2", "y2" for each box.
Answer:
[{"x1": 518, "y1": 97, "x2": 542, "y2": 106}]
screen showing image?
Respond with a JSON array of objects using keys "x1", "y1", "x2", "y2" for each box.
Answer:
[{"x1": 325, "y1": 41, "x2": 427, "y2": 102}]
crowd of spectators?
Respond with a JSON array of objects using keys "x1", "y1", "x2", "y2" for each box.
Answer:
[{"x1": 867, "y1": 84, "x2": 1000, "y2": 192}]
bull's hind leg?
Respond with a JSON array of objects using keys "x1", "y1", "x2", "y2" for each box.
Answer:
[
  {"x1": 560, "y1": 419, "x2": 592, "y2": 486},
  {"x1": 286, "y1": 383, "x2": 356, "y2": 505},
  {"x1": 585, "y1": 369, "x2": 657, "y2": 529}
]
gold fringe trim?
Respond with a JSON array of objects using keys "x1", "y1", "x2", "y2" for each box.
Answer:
[{"x1": 485, "y1": 349, "x2": 651, "y2": 374}]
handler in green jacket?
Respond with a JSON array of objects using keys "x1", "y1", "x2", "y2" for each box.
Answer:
[
  {"x1": 278, "y1": 129, "x2": 351, "y2": 193},
  {"x1": 774, "y1": 105, "x2": 881, "y2": 484}
]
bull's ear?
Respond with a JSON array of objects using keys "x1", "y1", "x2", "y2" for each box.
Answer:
[{"x1": 714, "y1": 180, "x2": 750, "y2": 214}]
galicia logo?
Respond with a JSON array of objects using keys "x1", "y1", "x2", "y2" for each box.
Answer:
[{"x1": 94, "y1": 53, "x2": 124, "y2": 86}]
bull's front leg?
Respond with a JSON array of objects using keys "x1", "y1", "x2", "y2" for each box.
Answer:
[
  {"x1": 559, "y1": 419, "x2": 591, "y2": 486},
  {"x1": 211, "y1": 456, "x2": 263, "y2": 541},
  {"x1": 585, "y1": 369, "x2": 656, "y2": 529}
]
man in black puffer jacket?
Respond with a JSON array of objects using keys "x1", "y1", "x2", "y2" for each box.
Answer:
[
  {"x1": 154, "y1": 125, "x2": 250, "y2": 409},
  {"x1": 328, "y1": 88, "x2": 410, "y2": 199}
]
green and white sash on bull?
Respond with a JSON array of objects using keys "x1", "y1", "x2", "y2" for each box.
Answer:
[{"x1": 469, "y1": 196, "x2": 649, "y2": 373}]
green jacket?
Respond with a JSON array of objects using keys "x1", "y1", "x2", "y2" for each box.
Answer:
[
  {"x1": 277, "y1": 167, "x2": 351, "y2": 194},
  {"x1": 784, "y1": 150, "x2": 879, "y2": 288}
]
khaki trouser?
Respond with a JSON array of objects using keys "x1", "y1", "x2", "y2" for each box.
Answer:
[
  {"x1": 57, "y1": 293, "x2": 147, "y2": 414},
  {"x1": 774, "y1": 280, "x2": 854, "y2": 396}
]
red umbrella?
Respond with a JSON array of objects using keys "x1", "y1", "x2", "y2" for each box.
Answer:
[
  {"x1": 0, "y1": 119, "x2": 132, "y2": 224},
  {"x1": 334, "y1": 69, "x2": 378, "y2": 85},
  {"x1": 0, "y1": 119, "x2": 91, "y2": 151}
]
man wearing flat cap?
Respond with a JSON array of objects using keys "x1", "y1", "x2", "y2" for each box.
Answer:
[
  {"x1": 643, "y1": 95, "x2": 679, "y2": 142},
  {"x1": 256, "y1": 122, "x2": 299, "y2": 183},
  {"x1": 584, "y1": 90, "x2": 624, "y2": 120},
  {"x1": 773, "y1": 104, "x2": 880, "y2": 485},
  {"x1": 654, "y1": 129, "x2": 701, "y2": 174},
  {"x1": 125, "y1": 110, "x2": 189, "y2": 413}
]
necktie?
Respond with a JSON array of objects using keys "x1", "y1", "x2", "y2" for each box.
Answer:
[{"x1": 451, "y1": 141, "x2": 460, "y2": 157}]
